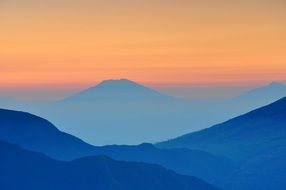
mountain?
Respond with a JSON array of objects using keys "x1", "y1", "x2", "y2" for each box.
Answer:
[
  {"x1": 42, "y1": 78, "x2": 193, "y2": 145},
  {"x1": 62, "y1": 79, "x2": 173, "y2": 103},
  {"x1": 233, "y1": 82, "x2": 286, "y2": 106},
  {"x1": 2, "y1": 80, "x2": 285, "y2": 145},
  {"x1": 158, "y1": 96, "x2": 286, "y2": 160},
  {"x1": 0, "y1": 108, "x2": 234, "y2": 188},
  {"x1": 94, "y1": 143, "x2": 235, "y2": 186},
  {"x1": 2, "y1": 91, "x2": 286, "y2": 189},
  {"x1": 0, "y1": 141, "x2": 219, "y2": 190},
  {"x1": 0, "y1": 109, "x2": 95, "y2": 160},
  {"x1": 158, "y1": 97, "x2": 286, "y2": 190}
]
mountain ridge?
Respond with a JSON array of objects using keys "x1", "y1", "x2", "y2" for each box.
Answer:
[
  {"x1": 233, "y1": 82, "x2": 286, "y2": 103},
  {"x1": 158, "y1": 96, "x2": 286, "y2": 160},
  {"x1": 0, "y1": 140, "x2": 219, "y2": 190},
  {"x1": 157, "y1": 96, "x2": 286, "y2": 189},
  {"x1": 1, "y1": 80, "x2": 286, "y2": 145},
  {"x1": 0, "y1": 107, "x2": 235, "y2": 188}
]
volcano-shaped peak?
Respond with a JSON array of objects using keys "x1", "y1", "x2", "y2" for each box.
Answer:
[
  {"x1": 63, "y1": 79, "x2": 173, "y2": 102},
  {"x1": 95, "y1": 79, "x2": 145, "y2": 89}
]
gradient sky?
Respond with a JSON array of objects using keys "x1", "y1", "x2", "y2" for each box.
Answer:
[{"x1": 1, "y1": 0, "x2": 286, "y2": 96}]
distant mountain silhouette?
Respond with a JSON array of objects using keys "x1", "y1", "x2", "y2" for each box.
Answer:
[
  {"x1": 2, "y1": 80, "x2": 285, "y2": 145},
  {"x1": 158, "y1": 97, "x2": 286, "y2": 190},
  {"x1": 233, "y1": 82, "x2": 286, "y2": 105},
  {"x1": 0, "y1": 108, "x2": 234, "y2": 188},
  {"x1": 0, "y1": 141, "x2": 218, "y2": 190},
  {"x1": 62, "y1": 79, "x2": 173, "y2": 102}
]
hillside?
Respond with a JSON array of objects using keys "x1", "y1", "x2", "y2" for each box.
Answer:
[
  {"x1": 0, "y1": 141, "x2": 218, "y2": 190},
  {"x1": 0, "y1": 108, "x2": 235, "y2": 187},
  {"x1": 158, "y1": 97, "x2": 286, "y2": 160}
]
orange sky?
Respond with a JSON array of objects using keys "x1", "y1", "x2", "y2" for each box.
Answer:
[{"x1": 0, "y1": 0, "x2": 286, "y2": 89}]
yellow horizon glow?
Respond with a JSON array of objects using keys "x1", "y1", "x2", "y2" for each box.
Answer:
[{"x1": 1, "y1": 0, "x2": 286, "y2": 88}]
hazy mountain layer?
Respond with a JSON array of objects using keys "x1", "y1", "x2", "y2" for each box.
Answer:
[
  {"x1": 0, "y1": 141, "x2": 218, "y2": 190},
  {"x1": 0, "y1": 80, "x2": 285, "y2": 145},
  {"x1": 0, "y1": 108, "x2": 235, "y2": 188}
]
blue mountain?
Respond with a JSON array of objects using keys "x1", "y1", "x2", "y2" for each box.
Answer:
[
  {"x1": 0, "y1": 109, "x2": 95, "y2": 160},
  {"x1": 62, "y1": 79, "x2": 173, "y2": 103},
  {"x1": 234, "y1": 82, "x2": 286, "y2": 103},
  {"x1": 230, "y1": 82, "x2": 286, "y2": 111},
  {"x1": 2, "y1": 80, "x2": 285, "y2": 146},
  {"x1": 0, "y1": 140, "x2": 218, "y2": 190},
  {"x1": 158, "y1": 97, "x2": 286, "y2": 190},
  {"x1": 46, "y1": 79, "x2": 187, "y2": 145},
  {"x1": 2, "y1": 92, "x2": 286, "y2": 189},
  {"x1": 0, "y1": 108, "x2": 234, "y2": 188},
  {"x1": 158, "y1": 96, "x2": 286, "y2": 160}
]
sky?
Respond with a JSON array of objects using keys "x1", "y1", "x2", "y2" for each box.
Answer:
[{"x1": 0, "y1": 0, "x2": 286, "y2": 99}]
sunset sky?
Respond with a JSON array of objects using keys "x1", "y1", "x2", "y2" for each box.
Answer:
[{"x1": 0, "y1": 0, "x2": 286, "y2": 98}]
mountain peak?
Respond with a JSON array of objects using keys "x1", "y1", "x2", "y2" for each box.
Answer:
[
  {"x1": 95, "y1": 79, "x2": 142, "y2": 89},
  {"x1": 267, "y1": 82, "x2": 285, "y2": 88},
  {"x1": 63, "y1": 79, "x2": 173, "y2": 102},
  {"x1": 100, "y1": 78, "x2": 133, "y2": 84},
  {"x1": 234, "y1": 81, "x2": 286, "y2": 103},
  {"x1": 101, "y1": 78, "x2": 133, "y2": 83}
]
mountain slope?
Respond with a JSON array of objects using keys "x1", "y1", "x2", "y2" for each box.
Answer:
[
  {"x1": 95, "y1": 143, "x2": 235, "y2": 186},
  {"x1": 158, "y1": 97, "x2": 286, "y2": 160},
  {"x1": 158, "y1": 97, "x2": 286, "y2": 190},
  {"x1": 0, "y1": 108, "x2": 235, "y2": 188},
  {"x1": 0, "y1": 109, "x2": 95, "y2": 160},
  {"x1": 0, "y1": 141, "x2": 218, "y2": 190},
  {"x1": 225, "y1": 146, "x2": 286, "y2": 190},
  {"x1": 48, "y1": 79, "x2": 189, "y2": 145},
  {"x1": 232, "y1": 82, "x2": 286, "y2": 107}
]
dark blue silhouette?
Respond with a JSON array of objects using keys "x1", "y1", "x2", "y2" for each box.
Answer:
[
  {"x1": 159, "y1": 97, "x2": 286, "y2": 190},
  {"x1": 0, "y1": 108, "x2": 234, "y2": 187},
  {"x1": 0, "y1": 140, "x2": 219, "y2": 190}
]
